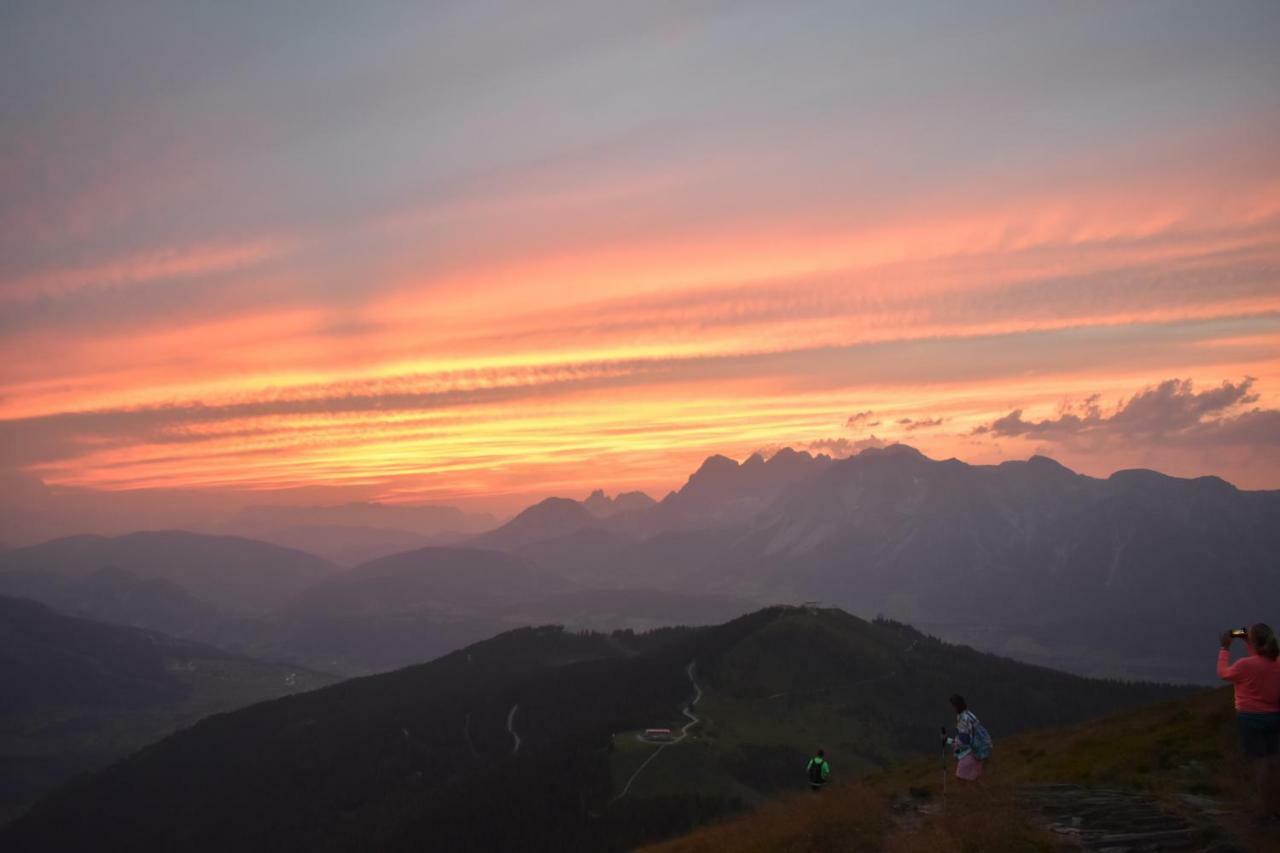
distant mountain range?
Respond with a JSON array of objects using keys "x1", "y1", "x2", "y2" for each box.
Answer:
[
  {"x1": 477, "y1": 447, "x2": 829, "y2": 546},
  {"x1": 0, "y1": 563, "x2": 227, "y2": 641},
  {"x1": 0, "y1": 596, "x2": 335, "y2": 825},
  {"x1": 583, "y1": 489, "x2": 658, "y2": 518},
  {"x1": 3, "y1": 446, "x2": 1274, "y2": 682},
  {"x1": 238, "y1": 546, "x2": 753, "y2": 673},
  {"x1": 216, "y1": 501, "x2": 497, "y2": 565},
  {"x1": 0, "y1": 606, "x2": 1190, "y2": 852},
  {"x1": 470, "y1": 497, "x2": 601, "y2": 551},
  {"x1": 0, "y1": 533, "x2": 751, "y2": 675},
  {"x1": 468, "y1": 445, "x2": 1280, "y2": 683},
  {"x1": 0, "y1": 531, "x2": 339, "y2": 615}
]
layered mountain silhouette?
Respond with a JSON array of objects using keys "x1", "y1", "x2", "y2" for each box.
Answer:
[
  {"x1": 0, "y1": 533, "x2": 750, "y2": 676},
  {"x1": 472, "y1": 448, "x2": 833, "y2": 547},
  {"x1": 0, "y1": 596, "x2": 333, "y2": 824},
  {"x1": 219, "y1": 501, "x2": 497, "y2": 565},
  {"x1": 0, "y1": 564, "x2": 225, "y2": 640},
  {"x1": 0, "y1": 531, "x2": 339, "y2": 616},
  {"x1": 0, "y1": 532, "x2": 346, "y2": 661},
  {"x1": 647, "y1": 446, "x2": 834, "y2": 532},
  {"x1": 3, "y1": 447, "x2": 1273, "y2": 682},
  {"x1": 0, "y1": 606, "x2": 1189, "y2": 852},
  {"x1": 229, "y1": 501, "x2": 494, "y2": 535},
  {"x1": 470, "y1": 497, "x2": 603, "y2": 550},
  {"x1": 237, "y1": 546, "x2": 752, "y2": 673},
  {"x1": 472, "y1": 446, "x2": 1279, "y2": 683},
  {"x1": 583, "y1": 489, "x2": 657, "y2": 518},
  {"x1": 246, "y1": 546, "x2": 573, "y2": 673}
]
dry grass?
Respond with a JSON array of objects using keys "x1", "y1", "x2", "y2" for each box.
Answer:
[
  {"x1": 882, "y1": 789, "x2": 1056, "y2": 853},
  {"x1": 640, "y1": 780, "x2": 1057, "y2": 853},
  {"x1": 641, "y1": 782, "x2": 890, "y2": 853},
  {"x1": 640, "y1": 687, "x2": 1280, "y2": 852}
]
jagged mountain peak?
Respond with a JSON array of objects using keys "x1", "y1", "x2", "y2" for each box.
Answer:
[
  {"x1": 468, "y1": 496, "x2": 600, "y2": 550},
  {"x1": 582, "y1": 489, "x2": 657, "y2": 518},
  {"x1": 691, "y1": 453, "x2": 739, "y2": 476},
  {"x1": 851, "y1": 442, "x2": 926, "y2": 460}
]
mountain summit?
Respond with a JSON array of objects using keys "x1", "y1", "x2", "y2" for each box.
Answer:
[
  {"x1": 583, "y1": 489, "x2": 657, "y2": 518},
  {"x1": 481, "y1": 445, "x2": 1278, "y2": 683}
]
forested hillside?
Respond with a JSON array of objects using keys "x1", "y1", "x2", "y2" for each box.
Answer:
[
  {"x1": 2, "y1": 607, "x2": 1190, "y2": 852},
  {"x1": 0, "y1": 596, "x2": 334, "y2": 824}
]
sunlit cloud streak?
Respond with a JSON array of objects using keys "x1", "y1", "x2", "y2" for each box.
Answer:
[{"x1": 2, "y1": 1, "x2": 1279, "y2": 511}]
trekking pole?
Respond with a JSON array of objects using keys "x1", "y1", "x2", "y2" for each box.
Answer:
[{"x1": 939, "y1": 727, "x2": 948, "y2": 804}]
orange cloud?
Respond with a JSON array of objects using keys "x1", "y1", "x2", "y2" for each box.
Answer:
[{"x1": 5, "y1": 106, "x2": 1280, "y2": 503}]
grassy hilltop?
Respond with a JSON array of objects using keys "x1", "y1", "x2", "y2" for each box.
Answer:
[
  {"x1": 642, "y1": 685, "x2": 1279, "y2": 853},
  {"x1": 606, "y1": 606, "x2": 1190, "y2": 808}
]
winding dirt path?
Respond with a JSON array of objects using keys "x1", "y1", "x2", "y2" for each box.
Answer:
[
  {"x1": 463, "y1": 712, "x2": 479, "y2": 758},
  {"x1": 506, "y1": 703, "x2": 521, "y2": 754},
  {"x1": 612, "y1": 661, "x2": 700, "y2": 803}
]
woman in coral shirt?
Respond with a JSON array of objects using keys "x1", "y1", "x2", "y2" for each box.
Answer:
[{"x1": 1219, "y1": 623, "x2": 1280, "y2": 821}]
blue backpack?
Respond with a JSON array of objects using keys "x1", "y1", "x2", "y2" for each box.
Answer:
[{"x1": 969, "y1": 715, "x2": 994, "y2": 760}]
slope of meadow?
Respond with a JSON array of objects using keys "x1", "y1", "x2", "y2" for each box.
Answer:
[{"x1": 641, "y1": 686, "x2": 1279, "y2": 853}]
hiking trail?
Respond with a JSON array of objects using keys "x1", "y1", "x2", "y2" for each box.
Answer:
[
  {"x1": 506, "y1": 703, "x2": 521, "y2": 754},
  {"x1": 612, "y1": 660, "x2": 700, "y2": 803},
  {"x1": 462, "y1": 712, "x2": 479, "y2": 758}
]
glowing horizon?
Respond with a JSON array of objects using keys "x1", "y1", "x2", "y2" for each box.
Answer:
[{"x1": 3, "y1": 1, "x2": 1279, "y2": 516}]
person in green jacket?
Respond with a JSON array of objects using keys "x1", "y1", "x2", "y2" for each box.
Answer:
[{"x1": 807, "y1": 749, "x2": 831, "y2": 790}]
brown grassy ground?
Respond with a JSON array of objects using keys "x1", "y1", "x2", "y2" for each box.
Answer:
[
  {"x1": 637, "y1": 782, "x2": 890, "y2": 853},
  {"x1": 640, "y1": 687, "x2": 1280, "y2": 853}
]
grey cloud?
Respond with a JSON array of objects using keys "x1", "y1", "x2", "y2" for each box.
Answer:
[
  {"x1": 975, "y1": 378, "x2": 1277, "y2": 449},
  {"x1": 846, "y1": 411, "x2": 881, "y2": 428},
  {"x1": 805, "y1": 435, "x2": 887, "y2": 457}
]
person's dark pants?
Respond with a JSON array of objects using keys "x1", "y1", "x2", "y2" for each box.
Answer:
[{"x1": 1238, "y1": 712, "x2": 1280, "y2": 758}]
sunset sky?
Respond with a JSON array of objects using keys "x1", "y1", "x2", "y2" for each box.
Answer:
[{"x1": 3, "y1": 1, "x2": 1279, "y2": 521}]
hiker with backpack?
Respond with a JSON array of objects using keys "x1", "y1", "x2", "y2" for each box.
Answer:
[
  {"x1": 943, "y1": 694, "x2": 992, "y2": 781},
  {"x1": 806, "y1": 749, "x2": 831, "y2": 790}
]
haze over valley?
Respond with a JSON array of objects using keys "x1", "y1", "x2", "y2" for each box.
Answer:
[{"x1": 4, "y1": 445, "x2": 1274, "y2": 684}]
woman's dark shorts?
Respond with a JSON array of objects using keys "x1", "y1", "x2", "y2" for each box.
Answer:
[{"x1": 1237, "y1": 711, "x2": 1280, "y2": 758}]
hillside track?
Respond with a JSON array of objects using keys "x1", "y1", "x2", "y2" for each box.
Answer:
[
  {"x1": 612, "y1": 661, "x2": 701, "y2": 803},
  {"x1": 506, "y1": 704, "x2": 521, "y2": 754}
]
